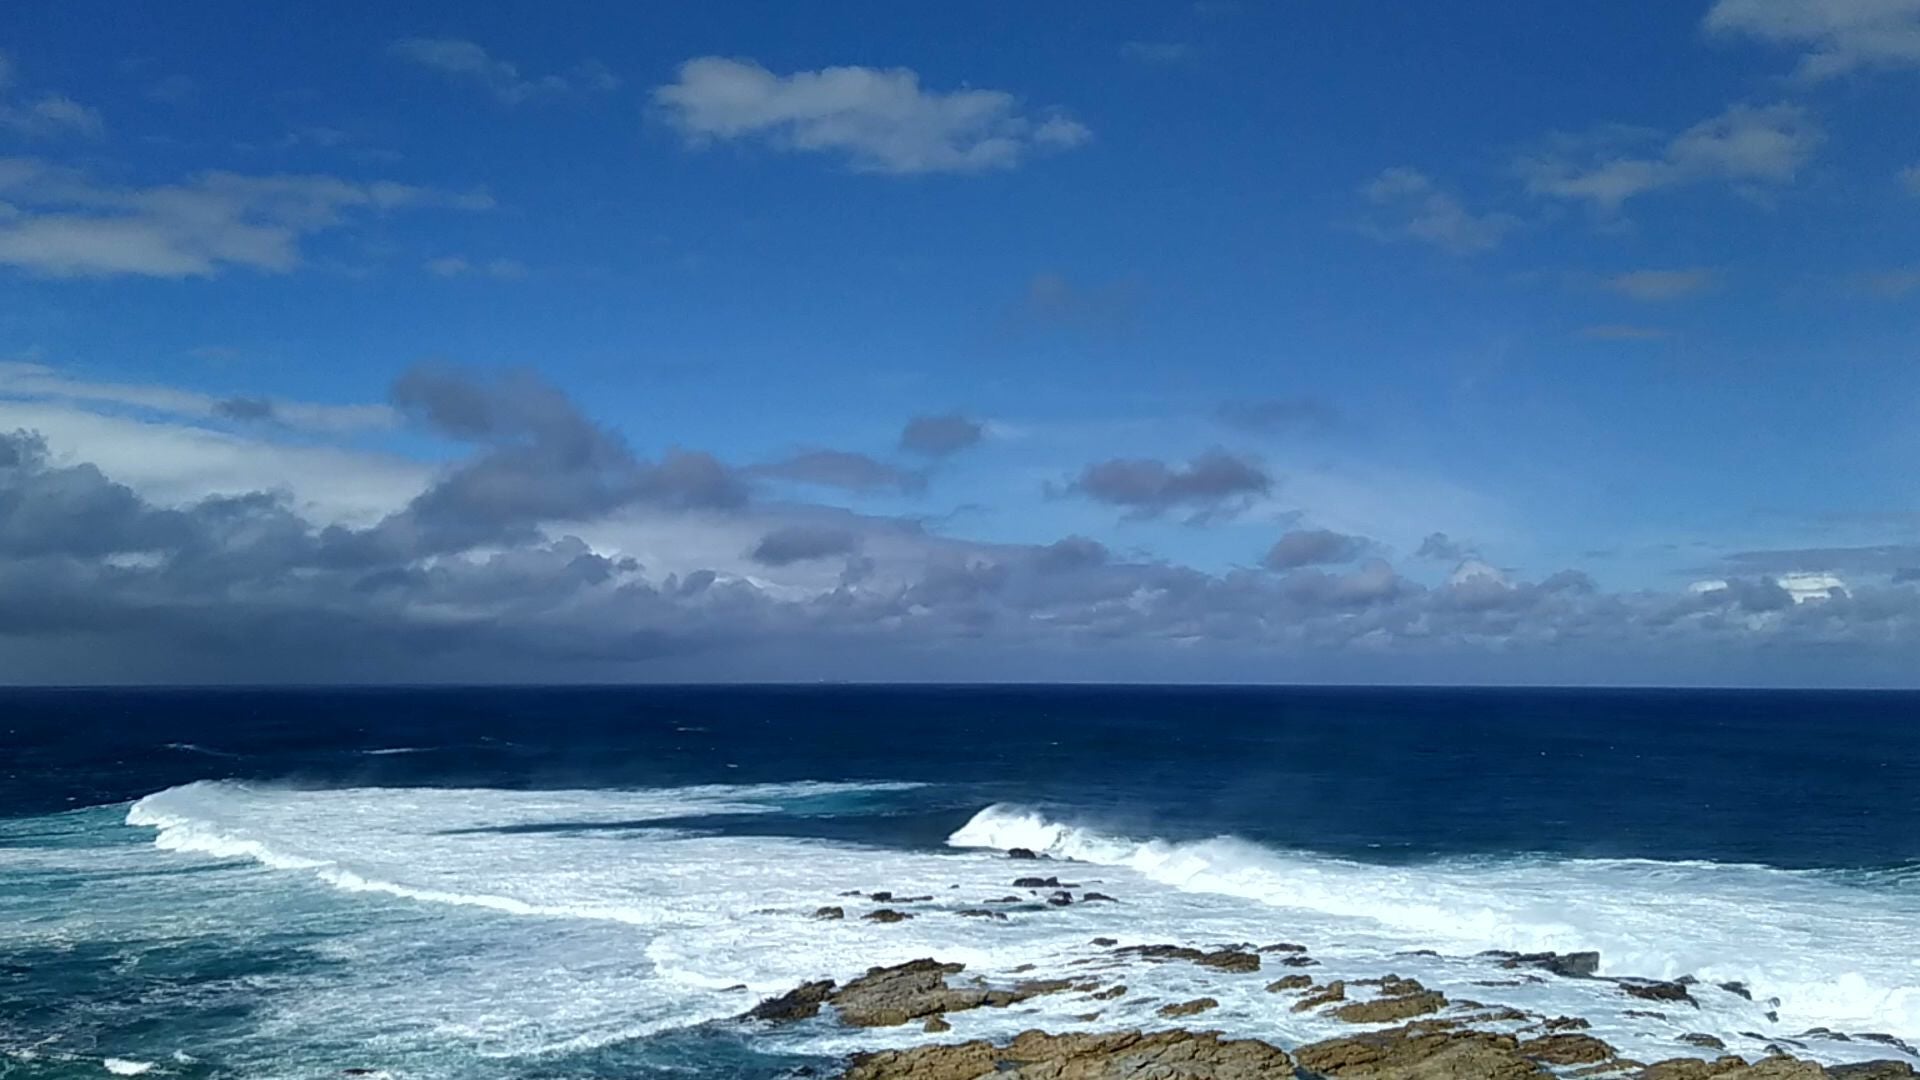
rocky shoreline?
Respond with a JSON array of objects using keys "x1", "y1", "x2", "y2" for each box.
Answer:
[{"x1": 737, "y1": 858, "x2": 1919, "y2": 1080}]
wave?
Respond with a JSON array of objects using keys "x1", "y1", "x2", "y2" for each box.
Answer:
[{"x1": 948, "y1": 803, "x2": 1920, "y2": 1037}]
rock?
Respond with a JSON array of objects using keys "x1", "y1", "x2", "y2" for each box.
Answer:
[
  {"x1": 922, "y1": 1015, "x2": 951, "y2": 1033},
  {"x1": 1090, "y1": 985, "x2": 1126, "y2": 1000},
  {"x1": 1112, "y1": 944, "x2": 1260, "y2": 973},
  {"x1": 863, "y1": 909, "x2": 913, "y2": 923},
  {"x1": 827, "y1": 958, "x2": 1074, "y2": 1028},
  {"x1": 1268, "y1": 974, "x2": 1314, "y2": 992},
  {"x1": 813, "y1": 906, "x2": 845, "y2": 920},
  {"x1": 1501, "y1": 951, "x2": 1601, "y2": 978},
  {"x1": 897, "y1": 895, "x2": 934, "y2": 903},
  {"x1": 1331, "y1": 990, "x2": 1449, "y2": 1024},
  {"x1": 1281, "y1": 954, "x2": 1322, "y2": 967},
  {"x1": 1829, "y1": 1064, "x2": 1920, "y2": 1080},
  {"x1": 1718, "y1": 981, "x2": 1752, "y2": 1001},
  {"x1": 1013, "y1": 876, "x2": 1064, "y2": 888},
  {"x1": 1008, "y1": 848, "x2": 1039, "y2": 860},
  {"x1": 1090, "y1": 937, "x2": 1117, "y2": 947},
  {"x1": 1637, "y1": 1058, "x2": 1750, "y2": 1079},
  {"x1": 1858, "y1": 1035, "x2": 1920, "y2": 1056},
  {"x1": 1047, "y1": 891, "x2": 1073, "y2": 907},
  {"x1": 1355, "y1": 975, "x2": 1428, "y2": 998},
  {"x1": 957, "y1": 908, "x2": 1008, "y2": 921},
  {"x1": 985, "y1": 896, "x2": 1023, "y2": 904},
  {"x1": 722, "y1": 984, "x2": 748, "y2": 992},
  {"x1": 1545, "y1": 1016, "x2": 1592, "y2": 1032},
  {"x1": 1517, "y1": 1034, "x2": 1615, "y2": 1065},
  {"x1": 1157, "y1": 996, "x2": 1219, "y2": 1018},
  {"x1": 1620, "y1": 980, "x2": 1698, "y2": 1007},
  {"x1": 870, "y1": 892, "x2": 893, "y2": 902},
  {"x1": 1295, "y1": 1023, "x2": 1549, "y2": 1079},
  {"x1": 1260, "y1": 942, "x2": 1308, "y2": 953},
  {"x1": 841, "y1": 1029, "x2": 1294, "y2": 1080},
  {"x1": 1081, "y1": 892, "x2": 1117, "y2": 903},
  {"x1": 1294, "y1": 980, "x2": 1348, "y2": 1013},
  {"x1": 744, "y1": 979, "x2": 836, "y2": 1023},
  {"x1": 1679, "y1": 1034, "x2": 1727, "y2": 1050}
]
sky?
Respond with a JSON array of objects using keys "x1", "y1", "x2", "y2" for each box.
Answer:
[{"x1": 1, "y1": 1, "x2": 1919, "y2": 685}]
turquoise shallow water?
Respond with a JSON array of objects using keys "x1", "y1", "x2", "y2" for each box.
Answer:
[{"x1": 5, "y1": 686, "x2": 1920, "y2": 1078}]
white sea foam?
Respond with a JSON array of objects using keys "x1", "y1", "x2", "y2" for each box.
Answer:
[
  {"x1": 103, "y1": 1058, "x2": 154, "y2": 1075},
  {"x1": 103, "y1": 783, "x2": 1920, "y2": 1073}
]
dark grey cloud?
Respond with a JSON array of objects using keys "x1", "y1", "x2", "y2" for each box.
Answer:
[
  {"x1": 749, "y1": 524, "x2": 861, "y2": 567},
  {"x1": 750, "y1": 449, "x2": 926, "y2": 495},
  {"x1": 1031, "y1": 535, "x2": 1109, "y2": 574},
  {"x1": 1264, "y1": 528, "x2": 1372, "y2": 570},
  {"x1": 899, "y1": 413, "x2": 985, "y2": 457},
  {"x1": 1415, "y1": 532, "x2": 1471, "y2": 561},
  {"x1": 1216, "y1": 397, "x2": 1339, "y2": 434},
  {"x1": 1068, "y1": 449, "x2": 1272, "y2": 522}
]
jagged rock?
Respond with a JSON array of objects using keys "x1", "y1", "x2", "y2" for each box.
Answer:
[
  {"x1": 813, "y1": 906, "x2": 845, "y2": 920},
  {"x1": 1112, "y1": 944, "x2": 1260, "y2": 973},
  {"x1": 1268, "y1": 974, "x2": 1314, "y2": 992},
  {"x1": 1517, "y1": 1033, "x2": 1615, "y2": 1065},
  {"x1": 923, "y1": 1015, "x2": 951, "y2": 1033},
  {"x1": 864, "y1": 909, "x2": 914, "y2": 923},
  {"x1": 1718, "y1": 981, "x2": 1752, "y2": 1001},
  {"x1": 827, "y1": 959, "x2": 1073, "y2": 1028},
  {"x1": 1498, "y1": 951, "x2": 1601, "y2": 978},
  {"x1": 1295, "y1": 1023, "x2": 1548, "y2": 1079},
  {"x1": 1545, "y1": 1016, "x2": 1592, "y2": 1032},
  {"x1": 1013, "y1": 876, "x2": 1066, "y2": 888},
  {"x1": 1090, "y1": 984, "x2": 1126, "y2": 1000},
  {"x1": 1620, "y1": 980, "x2": 1697, "y2": 1006},
  {"x1": 841, "y1": 1029, "x2": 1295, "y2": 1080},
  {"x1": 1294, "y1": 980, "x2": 1348, "y2": 1012},
  {"x1": 1332, "y1": 991, "x2": 1449, "y2": 1024},
  {"x1": 1679, "y1": 1034, "x2": 1727, "y2": 1050},
  {"x1": 871, "y1": 892, "x2": 894, "y2": 902},
  {"x1": 1157, "y1": 996, "x2": 1219, "y2": 1018},
  {"x1": 1354, "y1": 975, "x2": 1428, "y2": 997},
  {"x1": 1047, "y1": 891, "x2": 1074, "y2": 907},
  {"x1": 744, "y1": 979, "x2": 836, "y2": 1023},
  {"x1": 1260, "y1": 942, "x2": 1308, "y2": 953},
  {"x1": 1281, "y1": 954, "x2": 1322, "y2": 967},
  {"x1": 957, "y1": 909, "x2": 1007, "y2": 920},
  {"x1": 1008, "y1": 848, "x2": 1039, "y2": 860},
  {"x1": 1081, "y1": 892, "x2": 1117, "y2": 903},
  {"x1": 1829, "y1": 1064, "x2": 1920, "y2": 1080}
]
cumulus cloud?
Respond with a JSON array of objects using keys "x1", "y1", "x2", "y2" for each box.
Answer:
[
  {"x1": 1360, "y1": 167, "x2": 1519, "y2": 254},
  {"x1": 1264, "y1": 528, "x2": 1373, "y2": 570},
  {"x1": 1068, "y1": 449, "x2": 1272, "y2": 522},
  {"x1": 1519, "y1": 103, "x2": 1821, "y2": 211},
  {"x1": 390, "y1": 39, "x2": 619, "y2": 104},
  {"x1": 653, "y1": 57, "x2": 1090, "y2": 175},
  {"x1": 899, "y1": 413, "x2": 985, "y2": 457},
  {"x1": 0, "y1": 158, "x2": 492, "y2": 278},
  {"x1": 1415, "y1": 532, "x2": 1470, "y2": 561},
  {"x1": 1604, "y1": 268, "x2": 1717, "y2": 301},
  {"x1": 0, "y1": 50, "x2": 102, "y2": 137},
  {"x1": 1705, "y1": 0, "x2": 1920, "y2": 78},
  {"x1": 749, "y1": 449, "x2": 926, "y2": 494}
]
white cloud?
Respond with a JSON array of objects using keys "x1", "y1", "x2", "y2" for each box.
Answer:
[
  {"x1": 390, "y1": 39, "x2": 620, "y2": 104},
  {"x1": 1603, "y1": 268, "x2": 1717, "y2": 301},
  {"x1": 0, "y1": 49, "x2": 103, "y2": 137},
  {"x1": 1902, "y1": 163, "x2": 1920, "y2": 195},
  {"x1": 1360, "y1": 167, "x2": 1519, "y2": 254},
  {"x1": 424, "y1": 255, "x2": 527, "y2": 280},
  {"x1": 1520, "y1": 103, "x2": 1821, "y2": 210},
  {"x1": 0, "y1": 158, "x2": 492, "y2": 278},
  {"x1": 653, "y1": 57, "x2": 1091, "y2": 175},
  {"x1": 0, "y1": 361, "x2": 396, "y2": 434},
  {"x1": 1706, "y1": 0, "x2": 1920, "y2": 78}
]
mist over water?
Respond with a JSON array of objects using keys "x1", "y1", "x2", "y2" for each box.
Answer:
[{"x1": 4, "y1": 686, "x2": 1919, "y2": 1078}]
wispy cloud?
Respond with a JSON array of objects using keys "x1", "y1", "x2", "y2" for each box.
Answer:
[
  {"x1": 0, "y1": 361, "x2": 395, "y2": 434},
  {"x1": 0, "y1": 49, "x2": 102, "y2": 137},
  {"x1": 390, "y1": 39, "x2": 619, "y2": 104},
  {"x1": 425, "y1": 255, "x2": 528, "y2": 280},
  {"x1": 1360, "y1": 168, "x2": 1519, "y2": 255},
  {"x1": 654, "y1": 57, "x2": 1091, "y2": 175},
  {"x1": 1705, "y1": 0, "x2": 1920, "y2": 78},
  {"x1": 1603, "y1": 268, "x2": 1717, "y2": 301},
  {"x1": 1520, "y1": 103, "x2": 1821, "y2": 211}
]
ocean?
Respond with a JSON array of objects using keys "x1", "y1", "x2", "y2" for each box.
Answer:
[{"x1": 3, "y1": 685, "x2": 1918, "y2": 1078}]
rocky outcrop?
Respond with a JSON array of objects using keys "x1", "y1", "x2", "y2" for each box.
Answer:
[
  {"x1": 744, "y1": 979, "x2": 836, "y2": 1023},
  {"x1": 1488, "y1": 950, "x2": 1602, "y2": 978},
  {"x1": 1295, "y1": 980, "x2": 1348, "y2": 1012},
  {"x1": 1156, "y1": 997, "x2": 1218, "y2": 1018},
  {"x1": 797, "y1": 959, "x2": 1078, "y2": 1029},
  {"x1": 1620, "y1": 979, "x2": 1698, "y2": 1007},
  {"x1": 1330, "y1": 990, "x2": 1449, "y2": 1024},
  {"x1": 1267, "y1": 974, "x2": 1314, "y2": 992},
  {"x1": 1515, "y1": 1033, "x2": 1615, "y2": 1065},
  {"x1": 842, "y1": 1030, "x2": 1295, "y2": 1080},
  {"x1": 1112, "y1": 944, "x2": 1260, "y2": 973},
  {"x1": 1828, "y1": 1064, "x2": 1920, "y2": 1080},
  {"x1": 1294, "y1": 1023, "x2": 1549, "y2": 1079}
]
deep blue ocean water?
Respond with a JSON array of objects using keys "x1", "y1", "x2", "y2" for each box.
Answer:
[{"x1": 4, "y1": 686, "x2": 1919, "y2": 1078}]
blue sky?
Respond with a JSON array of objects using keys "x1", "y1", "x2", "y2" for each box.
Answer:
[{"x1": 2, "y1": 1, "x2": 1919, "y2": 684}]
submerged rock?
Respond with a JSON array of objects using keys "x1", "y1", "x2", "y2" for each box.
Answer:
[
  {"x1": 956, "y1": 908, "x2": 1008, "y2": 921},
  {"x1": 812, "y1": 906, "x2": 845, "y2": 920},
  {"x1": 1679, "y1": 1034, "x2": 1727, "y2": 1051},
  {"x1": 1007, "y1": 848, "x2": 1039, "y2": 860},
  {"x1": 841, "y1": 1030, "x2": 1294, "y2": 1080},
  {"x1": 863, "y1": 909, "x2": 913, "y2": 924},
  {"x1": 1012, "y1": 876, "x2": 1066, "y2": 888},
  {"x1": 1294, "y1": 980, "x2": 1348, "y2": 1013}
]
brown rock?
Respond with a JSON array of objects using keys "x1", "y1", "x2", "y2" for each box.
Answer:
[
  {"x1": 864, "y1": 909, "x2": 914, "y2": 923},
  {"x1": 744, "y1": 978, "x2": 836, "y2": 1023},
  {"x1": 1620, "y1": 980, "x2": 1697, "y2": 1007},
  {"x1": 1259, "y1": 941, "x2": 1308, "y2": 953},
  {"x1": 1678, "y1": 1034, "x2": 1727, "y2": 1051},
  {"x1": 1545, "y1": 1016, "x2": 1593, "y2": 1032},
  {"x1": 1157, "y1": 996, "x2": 1219, "y2": 1018},
  {"x1": 1281, "y1": 954, "x2": 1322, "y2": 967},
  {"x1": 1089, "y1": 985, "x2": 1127, "y2": 1000},
  {"x1": 813, "y1": 906, "x2": 845, "y2": 920},
  {"x1": 1267, "y1": 974, "x2": 1314, "y2": 992},
  {"x1": 1636, "y1": 1057, "x2": 1750, "y2": 1079},
  {"x1": 828, "y1": 959, "x2": 1074, "y2": 1028},
  {"x1": 1112, "y1": 943, "x2": 1260, "y2": 973},
  {"x1": 1295, "y1": 1023, "x2": 1548, "y2": 1079},
  {"x1": 922, "y1": 1015, "x2": 951, "y2": 1034},
  {"x1": 1294, "y1": 980, "x2": 1349, "y2": 1013},
  {"x1": 1331, "y1": 991, "x2": 1449, "y2": 1024},
  {"x1": 957, "y1": 909, "x2": 1007, "y2": 921},
  {"x1": 1089, "y1": 937, "x2": 1117, "y2": 947},
  {"x1": 1518, "y1": 1033, "x2": 1616, "y2": 1065},
  {"x1": 841, "y1": 1030, "x2": 1294, "y2": 1080},
  {"x1": 1829, "y1": 1064, "x2": 1920, "y2": 1080}
]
